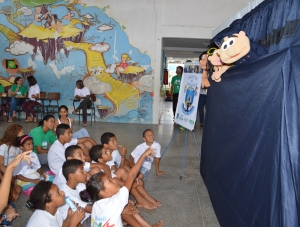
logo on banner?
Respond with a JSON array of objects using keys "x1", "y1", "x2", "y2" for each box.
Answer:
[
  {"x1": 180, "y1": 75, "x2": 198, "y2": 115},
  {"x1": 174, "y1": 62, "x2": 201, "y2": 131}
]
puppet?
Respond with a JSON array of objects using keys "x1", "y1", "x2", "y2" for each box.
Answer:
[
  {"x1": 217, "y1": 31, "x2": 266, "y2": 65},
  {"x1": 208, "y1": 48, "x2": 231, "y2": 82}
]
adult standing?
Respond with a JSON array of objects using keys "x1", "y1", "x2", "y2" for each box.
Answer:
[
  {"x1": 8, "y1": 77, "x2": 28, "y2": 123},
  {"x1": 72, "y1": 80, "x2": 92, "y2": 127},
  {"x1": 170, "y1": 66, "x2": 183, "y2": 118},
  {"x1": 198, "y1": 52, "x2": 209, "y2": 127},
  {"x1": 21, "y1": 76, "x2": 40, "y2": 123},
  {"x1": 29, "y1": 115, "x2": 57, "y2": 165},
  {"x1": 198, "y1": 85, "x2": 207, "y2": 127}
]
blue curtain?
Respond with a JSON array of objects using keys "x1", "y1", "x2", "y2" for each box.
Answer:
[{"x1": 200, "y1": 0, "x2": 300, "y2": 226}]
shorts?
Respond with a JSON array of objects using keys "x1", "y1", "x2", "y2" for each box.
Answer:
[{"x1": 139, "y1": 167, "x2": 149, "y2": 179}]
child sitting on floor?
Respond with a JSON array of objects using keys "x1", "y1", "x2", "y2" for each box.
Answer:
[
  {"x1": 13, "y1": 135, "x2": 54, "y2": 195},
  {"x1": 89, "y1": 144, "x2": 128, "y2": 186},
  {"x1": 53, "y1": 145, "x2": 103, "y2": 189},
  {"x1": 26, "y1": 181, "x2": 85, "y2": 227},
  {"x1": 85, "y1": 147, "x2": 163, "y2": 227},
  {"x1": 90, "y1": 143, "x2": 161, "y2": 210},
  {"x1": 130, "y1": 129, "x2": 166, "y2": 180},
  {"x1": 58, "y1": 159, "x2": 92, "y2": 227},
  {"x1": 100, "y1": 132, "x2": 132, "y2": 172}
]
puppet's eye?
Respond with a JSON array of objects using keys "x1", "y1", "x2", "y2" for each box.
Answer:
[
  {"x1": 228, "y1": 38, "x2": 235, "y2": 46},
  {"x1": 221, "y1": 38, "x2": 236, "y2": 50}
]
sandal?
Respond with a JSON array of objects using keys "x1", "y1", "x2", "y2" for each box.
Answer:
[
  {"x1": 72, "y1": 109, "x2": 78, "y2": 114},
  {"x1": 83, "y1": 121, "x2": 87, "y2": 127},
  {"x1": 7, "y1": 117, "x2": 13, "y2": 123},
  {"x1": 33, "y1": 117, "x2": 38, "y2": 123},
  {"x1": 25, "y1": 117, "x2": 33, "y2": 122}
]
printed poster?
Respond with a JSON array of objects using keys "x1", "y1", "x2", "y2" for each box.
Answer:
[{"x1": 174, "y1": 62, "x2": 201, "y2": 131}]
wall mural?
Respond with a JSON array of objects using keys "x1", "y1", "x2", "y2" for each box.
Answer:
[{"x1": 0, "y1": 0, "x2": 154, "y2": 123}]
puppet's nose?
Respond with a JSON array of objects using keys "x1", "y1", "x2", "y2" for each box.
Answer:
[{"x1": 226, "y1": 47, "x2": 239, "y2": 57}]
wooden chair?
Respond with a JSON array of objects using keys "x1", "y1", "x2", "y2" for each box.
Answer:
[
  {"x1": 72, "y1": 94, "x2": 96, "y2": 125},
  {"x1": 46, "y1": 92, "x2": 60, "y2": 115},
  {"x1": 34, "y1": 92, "x2": 46, "y2": 119}
]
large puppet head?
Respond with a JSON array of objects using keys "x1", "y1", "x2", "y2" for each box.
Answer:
[{"x1": 217, "y1": 31, "x2": 250, "y2": 64}]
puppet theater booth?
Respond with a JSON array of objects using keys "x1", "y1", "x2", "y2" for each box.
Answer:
[{"x1": 200, "y1": 0, "x2": 300, "y2": 226}]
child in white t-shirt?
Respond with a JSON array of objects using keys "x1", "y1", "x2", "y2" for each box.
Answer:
[
  {"x1": 53, "y1": 145, "x2": 103, "y2": 189},
  {"x1": 26, "y1": 181, "x2": 84, "y2": 227},
  {"x1": 58, "y1": 159, "x2": 92, "y2": 227},
  {"x1": 100, "y1": 132, "x2": 161, "y2": 210},
  {"x1": 89, "y1": 144, "x2": 127, "y2": 186},
  {"x1": 85, "y1": 147, "x2": 163, "y2": 227},
  {"x1": 13, "y1": 135, "x2": 54, "y2": 195},
  {"x1": 130, "y1": 129, "x2": 166, "y2": 180}
]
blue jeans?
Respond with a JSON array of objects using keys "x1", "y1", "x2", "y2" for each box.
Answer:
[
  {"x1": 72, "y1": 128, "x2": 90, "y2": 138},
  {"x1": 9, "y1": 97, "x2": 24, "y2": 117},
  {"x1": 198, "y1": 94, "x2": 207, "y2": 124}
]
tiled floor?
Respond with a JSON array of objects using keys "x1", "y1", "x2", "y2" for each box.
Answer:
[{"x1": 0, "y1": 91, "x2": 220, "y2": 227}]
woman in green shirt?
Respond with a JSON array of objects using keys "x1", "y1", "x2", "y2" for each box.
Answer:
[
  {"x1": 8, "y1": 77, "x2": 28, "y2": 123},
  {"x1": 29, "y1": 115, "x2": 57, "y2": 165}
]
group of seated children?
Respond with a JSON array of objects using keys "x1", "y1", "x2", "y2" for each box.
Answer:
[{"x1": 16, "y1": 124, "x2": 165, "y2": 227}]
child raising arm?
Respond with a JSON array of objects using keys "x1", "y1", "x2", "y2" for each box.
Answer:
[
  {"x1": 86, "y1": 147, "x2": 163, "y2": 227},
  {"x1": 130, "y1": 129, "x2": 166, "y2": 181}
]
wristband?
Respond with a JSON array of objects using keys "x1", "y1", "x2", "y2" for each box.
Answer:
[{"x1": 121, "y1": 155, "x2": 126, "y2": 158}]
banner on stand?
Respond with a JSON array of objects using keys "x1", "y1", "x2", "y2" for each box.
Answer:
[{"x1": 174, "y1": 62, "x2": 202, "y2": 131}]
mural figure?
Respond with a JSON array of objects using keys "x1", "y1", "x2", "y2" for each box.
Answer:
[
  {"x1": 114, "y1": 53, "x2": 145, "y2": 83},
  {"x1": 116, "y1": 53, "x2": 130, "y2": 77},
  {"x1": 0, "y1": 0, "x2": 154, "y2": 123}
]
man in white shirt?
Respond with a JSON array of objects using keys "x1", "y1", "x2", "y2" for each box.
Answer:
[
  {"x1": 72, "y1": 79, "x2": 93, "y2": 127},
  {"x1": 48, "y1": 124, "x2": 97, "y2": 174}
]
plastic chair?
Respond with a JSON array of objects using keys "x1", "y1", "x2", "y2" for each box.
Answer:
[{"x1": 72, "y1": 94, "x2": 96, "y2": 125}]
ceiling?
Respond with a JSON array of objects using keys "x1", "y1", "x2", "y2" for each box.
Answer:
[{"x1": 162, "y1": 37, "x2": 211, "y2": 59}]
